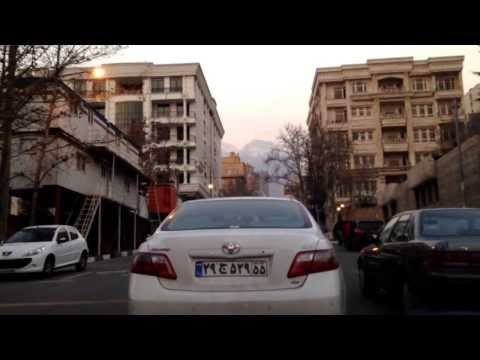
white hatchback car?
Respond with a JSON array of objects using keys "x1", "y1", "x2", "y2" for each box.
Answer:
[
  {"x1": 129, "y1": 197, "x2": 345, "y2": 315},
  {"x1": 0, "y1": 225, "x2": 89, "y2": 276}
]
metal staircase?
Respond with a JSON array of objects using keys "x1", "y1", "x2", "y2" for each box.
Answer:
[{"x1": 74, "y1": 195, "x2": 101, "y2": 239}]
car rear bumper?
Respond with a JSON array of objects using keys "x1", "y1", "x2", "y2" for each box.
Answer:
[{"x1": 129, "y1": 270, "x2": 345, "y2": 315}]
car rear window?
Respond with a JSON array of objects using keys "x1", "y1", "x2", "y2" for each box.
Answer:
[
  {"x1": 161, "y1": 200, "x2": 312, "y2": 231},
  {"x1": 421, "y1": 209, "x2": 480, "y2": 237}
]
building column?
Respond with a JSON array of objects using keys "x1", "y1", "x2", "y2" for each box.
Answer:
[
  {"x1": 117, "y1": 203, "x2": 121, "y2": 255},
  {"x1": 183, "y1": 98, "x2": 187, "y2": 117}
]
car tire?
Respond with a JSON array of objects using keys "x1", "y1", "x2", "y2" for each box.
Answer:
[
  {"x1": 359, "y1": 268, "x2": 376, "y2": 298},
  {"x1": 76, "y1": 251, "x2": 88, "y2": 272},
  {"x1": 43, "y1": 255, "x2": 55, "y2": 278}
]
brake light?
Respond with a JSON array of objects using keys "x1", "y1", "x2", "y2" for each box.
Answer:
[
  {"x1": 424, "y1": 251, "x2": 471, "y2": 272},
  {"x1": 287, "y1": 249, "x2": 339, "y2": 278},
  {"x1": 131, "y1": 252, "x2": 177, "y2": 279},
  {"x1": 354, "y1": 228, "x2": 365, "y2": 235}
]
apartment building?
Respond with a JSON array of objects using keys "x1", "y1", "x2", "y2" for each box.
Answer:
[
  {"x1": 63, "y1": 63, "x2": 224, "y2": 200},
  {"x1": 221, "y1": 152, "x2": 249, "y2": 196},
  {"x1": 307, "y1": 56, "x2": 465, "y2": 210},
  {"x1": 9, "y1": 79, "x2": 150, "y2": 256},
  {"x1": 464, "y1": 83, "x2": 480, "y2": 115}
]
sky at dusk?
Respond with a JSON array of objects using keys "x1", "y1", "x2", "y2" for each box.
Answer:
[{"x1": 90, "y1": 45, "x2": 480, "y2": 149}]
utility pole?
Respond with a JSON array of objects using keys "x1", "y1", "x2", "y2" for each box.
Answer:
[{"x1": 453, "y1": 97, "x2": 466, "y2": 207}]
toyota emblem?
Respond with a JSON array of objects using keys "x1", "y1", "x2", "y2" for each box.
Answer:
[{"x1": 222, "y1": 242, "x2": 240, "y2": 255}]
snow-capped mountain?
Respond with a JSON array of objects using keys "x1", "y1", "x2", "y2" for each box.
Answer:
[
  {"x1": 221, "y1": 142, "x2": 239, "y2": 157},
  {"x1": 239, "y1": 140, "x2": 276, "y2": 172}
]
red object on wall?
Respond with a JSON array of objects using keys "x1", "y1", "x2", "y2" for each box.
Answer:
[{"x1": 148, "y1": 184, "x2": 177, "y2": 214}]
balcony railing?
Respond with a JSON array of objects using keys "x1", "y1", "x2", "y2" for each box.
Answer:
[
  {"x1": 151, "y1": 87, "x2": 183, "y2": 94},
  {"x1": 115, "y1": 87, "x2": 143, "y2": 95},
  {"x1": 378, "y1": 86, "x2": 404, "y2": 93},
  {"x1": 381, "y1": 112, "x2": 404, "y2": 119},
  {"x1": 383, "y1": 137, "x2": 406, "y2": 144},
  {"x1": 152, "y1": 110, "x2": 183, "y2": 118},
  {"x1": 384, "y1": 160, "x2": 409, "y2": 168}
]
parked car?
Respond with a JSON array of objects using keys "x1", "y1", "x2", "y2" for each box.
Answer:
[
  {"x1": 357, "y1": 208, "x2": 480, "y2": 312},
  {"x1": 345, "y1": 220, "x2": 384, "y2": 251},
  {"x1": 129, "y1": 197, "x2": 345, "y2": 315},
  {"x1": 0, "y1": 225, "x2": 89, "y2": 276}
]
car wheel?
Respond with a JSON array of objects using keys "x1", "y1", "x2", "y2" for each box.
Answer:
[
  {"x1": 76, "y1": 251, "x2": 88, "y2": 272},
  {"x1": 359, "y1": 268, "x2": 376, "y2": 298},
  {"x1": 43, "y1": 256, "x2": 55, "y2": 278}
]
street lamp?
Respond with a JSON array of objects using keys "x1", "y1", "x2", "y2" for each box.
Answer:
[
  {"x1": 340, "y1": 203, "x2": 345, "y2": 209},
  {"x1": 92, "y1": 67, "x2": 105, "y2": 79},
  {"x1": 208, "y1": 183, "x2": 214, "y2": 198},
  {"x1": 336, "y1": 206, "x2": 341, "y2": 212}
]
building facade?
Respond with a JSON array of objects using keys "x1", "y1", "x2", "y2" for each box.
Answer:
[
  {"x1": 9, "y1": 79, "x2": 150, "y2": 256},
  {"x1": 377, "y1": 134, "x2": 480, "y2": 220},
  {"x1": 464, "y1": 83, "x2": 480, "y2": 115},
  {"x1": 221, "y1": 152, "x2": 249, "y2": 196},
  {"x1": 63, "y1": 63, "x2": 224, "y2": 200},
  {"x1": 307, "y1": 56, "x2": 465, "y2": 211}
]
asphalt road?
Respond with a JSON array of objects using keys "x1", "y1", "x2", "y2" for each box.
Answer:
[
  {"x1": 0, "y1": 256, "x2": 130, "y2": 315},
  {"x1": 1, "y1": 245, "x2": 479, "y2": 315}
]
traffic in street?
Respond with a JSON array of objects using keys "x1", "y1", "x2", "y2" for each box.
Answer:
[{"x1": 2, "y1": 240, "x2": 479, "y2": 315}]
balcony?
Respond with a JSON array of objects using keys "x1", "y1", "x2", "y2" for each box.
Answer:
[
  {"x1": 151, "y1": 110, "x2": 196, "y2": 125},
  {"x1": 383, "y1": 138, "x2": 408, "y2": 152},
  {"x1": 381, "y1": 113, "x2": 406, "y2": 127}
]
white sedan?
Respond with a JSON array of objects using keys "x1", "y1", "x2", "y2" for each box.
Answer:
[
  {"x1": 129, "y1": 197, "x2": 345, "y2": 315},
  {"x1": 0, "y1": 225, "x2": 89, "y2": 276}
]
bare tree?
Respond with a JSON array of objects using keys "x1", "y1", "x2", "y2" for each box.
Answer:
[
  {"x1": 0, "y1": 45, "x2": 125, "y2": 239},
  {"x1": 265, "y1": 123, "x2": 309, "y2": 203}
]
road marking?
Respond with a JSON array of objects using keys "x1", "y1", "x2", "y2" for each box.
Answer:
[
  {"x1": 95, "y1": 270, "x2": 129, "y2": 275},
  {"x1": 0, "y1": 299, "x2": 127, "y2": 308}
]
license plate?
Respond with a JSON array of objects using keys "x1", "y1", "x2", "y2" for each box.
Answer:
[{"x1": 195, "y1": 260, "x2": 268, "y2": 277}]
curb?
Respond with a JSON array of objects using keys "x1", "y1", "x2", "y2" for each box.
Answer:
[{"x1": 87, "y1": 250, "x2": 136, "y2": 264}]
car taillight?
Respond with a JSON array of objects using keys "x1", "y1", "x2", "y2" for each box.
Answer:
[
  {"x1": 131, "y1": 252, "x2": 177, "y2": 279},
  {"x1": 424, "y1": 250, "x2": 472, "y2": 272},
  {"x1": 354, "y1": 228, "x2": 365, "y2": 235},
  {"x1": 287, "y1": 249, "x2": 339, "y2": 278}
]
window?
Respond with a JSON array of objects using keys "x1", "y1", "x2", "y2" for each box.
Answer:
[
  {"x1": 161, "y1": 199, "x2": 312, "y2": 231},
  {"x1": 437, "y1": 77, "x2": 456, "y2": 91},
  {"x1": 170, "y1": 77, "x2": 182, "y2": 92},
  {"x1": 333, "y1": 86, "x2": 346, "y2": 99},
  {"x1": 354, "y1": 155, "x2": 375, "y2": 169},
  {"x1": 151, "y1": 78, "x2": 165, "y2": 93},
  {"x1": 69, "y1": 230, "x2": 79, "y2": 240},
  {"x1": 187, "y1": 173, "x2": 191, "y2": 184},
  {"x1": 124, "y1": 178, "x2": 130, "y2": 193},
  {"x1": 379, "y1": 216, "x2": 399, "y2": 243},
  {"x1": 115, "y1": 102, "x2": 143, "y2": 135},
  {"x1": 332, "y1": 109, "x2": 347, "y2": 123},
  {"x1": 101, "y1": 164, "x2": 107, "y2": 178},
  {"x1": 176, "y1": 149, "x2": 184, "y2": 165},
  {"x1": 420, "y1": 209, "x2": 480, "y2": 238},
  {"x1": 352, "y1": 106, "x2": 372, "y2": 118},
  {"x1": 438, "y1": 100, "x2": 459, "y2": 117},
  {"x1": 352, "y1": 81, "x2": 367, "y2": 94},
  {"x1": 389, "y1": 214, "x2": 411, "y2": 242},
  {"x1": 176, "y1": 103, "x2": 183, "y2": 117},
  {"x1": 73, "y1": 80, "x2": 87, "y2": 94},
  {"x1": 412, "y1": 78, "x2": 427, "y2": 91},
  {"x1": 412, "y1": 103, "x2": 433, "y2": 117},
  {"x1": 413, "y1": 127, "x2": 436, "y2": 143},
  {"x1": 177, "y1": 126, "x2": 184, "y2": 141},
  {"x1": 354, "y1": 180, "x2": 377, "y2": 195},
  {"x1": 76, "y1": 153, "x2": 86, "y2": 172},
  {"x1": 5, "y1": 227, "x2": 56, "y2": 243},
  {"x1": 353, "y1": 130, "x2": 374, "y2": 143},
  {"x1": 92, "y1": 80, "x2": 106, "y2": 93},
  {"x1": 152, "y1": 104, "x2": 170, "y2": 117},
  {"x1": 57, "y1": 230, "x2": 70, "y2": 243}
]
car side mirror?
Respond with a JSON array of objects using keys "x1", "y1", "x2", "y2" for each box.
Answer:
[
  {"x1": 57, "y1": 236, "x2": 68, "y2": 244},
  {"x1": 370, "y1": 233, "x2": 380, "y2": 245}
]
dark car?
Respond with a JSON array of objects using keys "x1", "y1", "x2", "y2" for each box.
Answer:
[
  {"x1": 344, "y1": 220, "x2": 383, "y2": 251},
  {"x1": 357, "y1": 208, "x2": 480, "y2": 312}
]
